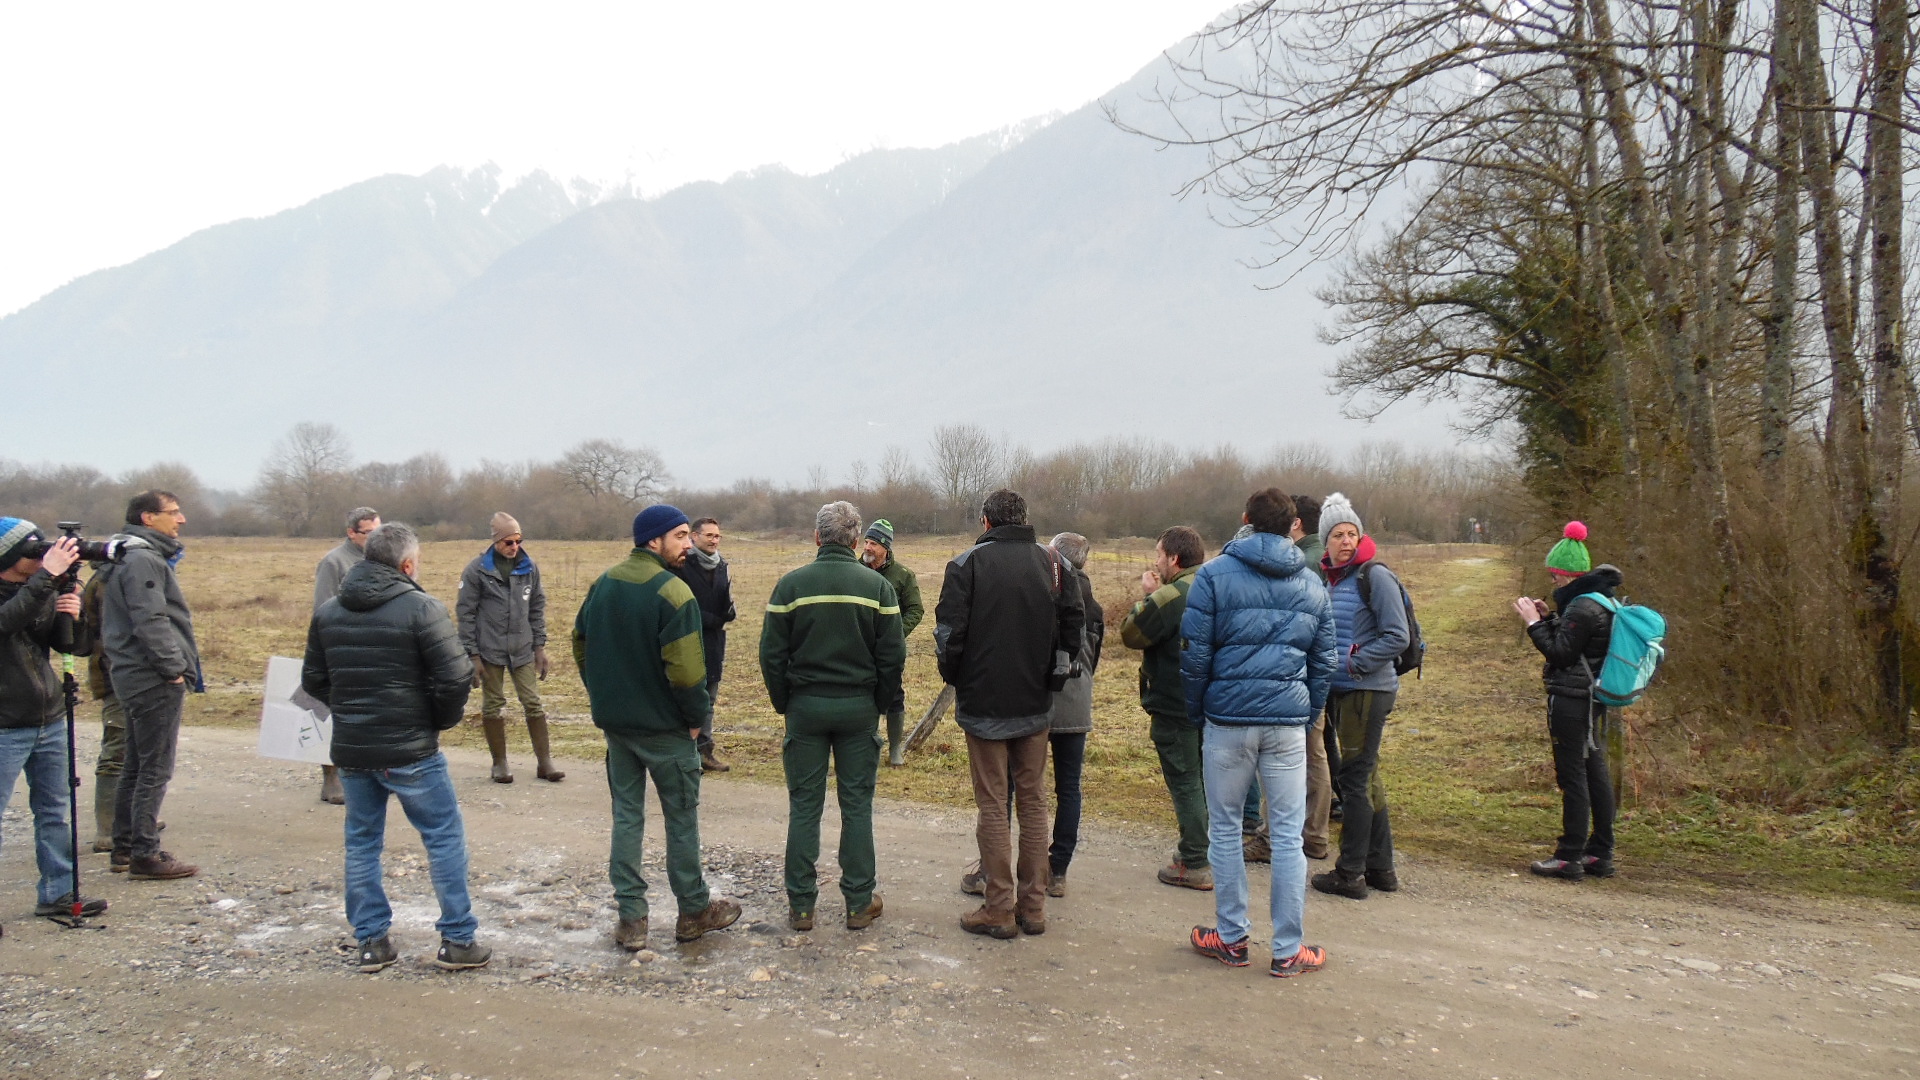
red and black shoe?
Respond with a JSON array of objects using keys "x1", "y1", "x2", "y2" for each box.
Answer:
[
  {"x1": 1189, "y1": 925, "x2": 1250, "y2": 967},
  {"x1": 1271, "y1": 944, "x2": 1327, "y2": 978}
]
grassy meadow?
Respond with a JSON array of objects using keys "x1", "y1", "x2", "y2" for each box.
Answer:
[{"x1": 164, "y1": 533, "x2": 1916, "y2": 904}]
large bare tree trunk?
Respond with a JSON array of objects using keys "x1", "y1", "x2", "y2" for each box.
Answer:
[{"x1": 1761, "y1": 0, "x2": 1803, "y2": 479}]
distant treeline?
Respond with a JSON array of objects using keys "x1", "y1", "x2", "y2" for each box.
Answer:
[{"x1": 1, "y1": 422, "x2": 1513, "y2": 546}]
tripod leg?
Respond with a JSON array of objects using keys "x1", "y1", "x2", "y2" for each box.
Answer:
[{"x1": 62, "y1": 671, "x2": 86, "y2": 921}]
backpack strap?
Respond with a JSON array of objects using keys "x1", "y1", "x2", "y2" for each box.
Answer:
[{"x1": 1577, "y1": 592, "x2": 1621, "y2": 614}]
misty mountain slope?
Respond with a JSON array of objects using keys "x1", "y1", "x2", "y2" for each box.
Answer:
[{"x1": 406, "y1": 130, "x2": 1030, "y2": 383}]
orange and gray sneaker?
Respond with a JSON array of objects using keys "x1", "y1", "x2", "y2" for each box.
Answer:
[
  {"x1": 1271, "y1": 944, "x2": 1327, "y2": 978},
  {"x1": 1190, "y1": 925, "x2": 1250, "y2": 967}
]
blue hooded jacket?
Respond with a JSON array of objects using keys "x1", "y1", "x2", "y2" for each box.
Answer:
[{"x1": 1179, "y1": 531, "x2": 1337, "y2": 727}]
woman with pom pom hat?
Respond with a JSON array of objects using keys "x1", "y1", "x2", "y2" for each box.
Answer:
[{"x1": 1512, "y1": 521, "x2": 1623, "y2": 881}]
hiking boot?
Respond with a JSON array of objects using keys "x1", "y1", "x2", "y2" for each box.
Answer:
[
  {"x1": 1530, "y1": 858, "x2": 1584, "y2": 881},
  {"x1": 1581, "y1": 855, "x2": 1617, "y2": 879},
  {"x1": 614, "y1": 916, "x2": 648, "y2": 951},
  {"x1": 1046, "y1": 872, "x2": 1067, "y2": 899},
  {"x1": 1272, "y1": 943, "x2": 1327, "y2": 978},
  {"x1": 320, "y1": 766, "x2": 345, "y2": 805},
  {"x1": 109, "y1": 849, "x2": 130, "y2": 873},
  {"x1": 356, "y1": 935, "x2": 398, "y2": 973},
  {"x1": 1243, "y1": 832, "x2": 1272, "y2": 863},
  {"x1": 1017, "y1": 910, "x2": 1046, "y2": 936},
  {"x1": 788, "y1": 908, "x2": 814, "y2": 932},
  {"x1": 700, "y1": 752, "x2": 730, "y2": 773},
  {"x1": 960, "y1": 906, "x2": 1018, "y2": 939},
  {"x1": 434, "y1": 938, "x2": 492, "y2": 970},
  {"x1": 1190, "y1": 925, "x2": 1250, "y2": 967},
  {"x1": 1158, "y1": 861, "x2": 1214, "y2": 891},
  {"x1": 1365, "y1": 868, "x2": 1400, "y2": 892},
  {"x1": 1310, "y1": 870, "x2": 1368, "y2": 900},
  {"x1": 129, "y1": 852, "x2": 198, "y2": 880},
  {"x1": 675, "y1": 898, "x2": 742, "y2": 942},
  {"x1": 35, "y1": 894, "x2": 108, "y2": 918},
  {"x1": 847, "y1": 895, "x2": 884, "y2": 930},
  {"x1": 959, "y1": 860, "x2": 986, "y2": 896}
]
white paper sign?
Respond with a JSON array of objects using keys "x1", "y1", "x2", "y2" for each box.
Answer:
[{"x1": 257, "y1": 655, "x2": 333, "y2": 765}]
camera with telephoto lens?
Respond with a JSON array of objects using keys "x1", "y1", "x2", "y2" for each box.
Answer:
[{"x1": 20, "y1": 522, "x2": 131, "y2": 565}]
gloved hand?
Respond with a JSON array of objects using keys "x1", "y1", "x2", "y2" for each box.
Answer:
[{"x1": 535, "y1": 647, "x2": 550, "y2": 681}]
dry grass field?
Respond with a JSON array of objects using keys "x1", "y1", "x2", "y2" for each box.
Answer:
[{"x1": 162, "y1": 532, "x2": 1916, "y2": 902}]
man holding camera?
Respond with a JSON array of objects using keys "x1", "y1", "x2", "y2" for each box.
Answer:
[
  {"x1": 0, "y1": 520, "x2": 109, "y2": 931},
  {"x1": 100, "y1": 491, "x2": 201, "y2": 880}
]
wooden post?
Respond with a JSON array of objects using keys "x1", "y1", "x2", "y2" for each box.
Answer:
[{"x1": 903, "y1": 685, "x2": 956, "y2": 754}]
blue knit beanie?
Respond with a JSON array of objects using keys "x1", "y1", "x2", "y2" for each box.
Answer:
[
  {"x1": 632, "y1": 504, "x2": 691, "y2": 548},
  {"x1": 0, "y1": 517, "x2": 42, "y2": 573}
]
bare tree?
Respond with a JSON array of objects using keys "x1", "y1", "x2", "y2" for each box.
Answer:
[
  {"x1": 559, "y1": 439, "x2": 668, "y2": 505},
  {"x1": 255, "y1": 422, "x2": 353, "y2": 535},
  {"x1": 927, "y1": 424, "x2": 1002, "y2": 522}
]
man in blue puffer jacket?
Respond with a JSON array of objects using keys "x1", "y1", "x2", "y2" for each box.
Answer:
[{"x1": 1179, "y1": 489, "x2": 1336, "y2": 979}]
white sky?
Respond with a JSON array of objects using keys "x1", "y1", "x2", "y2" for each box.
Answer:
[{"x1": 0, "y1": 1, "x2": 1231, "y2": 317}]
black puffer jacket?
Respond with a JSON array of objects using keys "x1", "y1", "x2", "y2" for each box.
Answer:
[
  {"x1": 1526, "y1": 565, "x2": 1622, "y2": 700},
  {"x1": 933, "y1": 524, "x2": 1085, "y2": 739},
  {"x1": 303, "y1": 560, "x2": 473, "y2": 770},
  {"x1": 0, "y1": 569, "x2": 90, "y2": 729}
]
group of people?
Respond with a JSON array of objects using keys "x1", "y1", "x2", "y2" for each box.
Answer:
[{"x1": 0, "y1": 485, "x2": 1623, "y2": 982}]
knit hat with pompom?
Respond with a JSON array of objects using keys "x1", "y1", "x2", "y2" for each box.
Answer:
[{"x1": 1544, "y1": 521, "x2": 1591, "y2": 575}]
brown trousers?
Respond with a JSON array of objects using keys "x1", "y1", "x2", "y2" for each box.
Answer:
[
  {"x1": 966, "y1": 730, "x2": 1050, "y2": 918},
  {"x1": 1305, "y1": 713, "x2": 1333, "y2": 854}
]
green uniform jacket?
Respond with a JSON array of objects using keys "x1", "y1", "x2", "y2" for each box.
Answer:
[
  {"x1": 1119, "y1": 565, "x2": 1196, "y2": 720},
  {"x1": 572, "y1": 548, "x2": 709, "y2": 735},
  {"x1": 760, "y1": 544, "x2": 906, "y2": 715},
  {"x1": 874, "y1": 555, "x2": 924, "y2": 637},
  {"x1": 1296, "y1": 534, "x2": 1328, "y2": 584}
]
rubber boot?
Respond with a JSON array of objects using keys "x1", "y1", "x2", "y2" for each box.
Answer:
[
  {"x1": 482, "y1": 715, "x2": 513, "y2": 783},
  {"x1": 886, "y1": 707, "x2": 906, "y2": 767},
  {"x1": 527, "y1": 714, "x2": 564, "y2": 782},
  {"x1": 91, "y1": 776, "x2": 117, "y2": 852},
  {"x1": 320, "y1": 765, "x2": 346, "y2": 805}
]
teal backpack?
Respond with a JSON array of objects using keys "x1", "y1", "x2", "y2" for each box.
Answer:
[{"x1": 1577, "y1": 593, "x2": 1667, "y2": 707}]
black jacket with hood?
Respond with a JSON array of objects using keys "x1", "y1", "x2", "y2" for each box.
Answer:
[
  {"x1": 303, "y1": 559, "x2": 474, "y2": 770},
  {"x1": 1525, "y1": 564, "x2": 1622, "y2": 700},
  {"x1": 933, "y1": 523, "x2": 1085, "y2": 739},
  {"x1": 0, "y1": 569, "x2": 93, "y2": 729}
]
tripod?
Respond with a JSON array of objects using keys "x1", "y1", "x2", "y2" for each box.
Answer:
[{"x1": 49, "y1": 622, "x2": 103, "y2": 929}]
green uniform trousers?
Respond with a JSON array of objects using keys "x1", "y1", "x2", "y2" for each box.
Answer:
[
  {"x1": 782, "y1": 696, "x2": 881, "y2": 913},
  {"x1": 603, "y1": 728, "x2": 709, "y2": 920},
  {"x1": 1149, "y1": 712, "x2": 1210, "y2": 869}
]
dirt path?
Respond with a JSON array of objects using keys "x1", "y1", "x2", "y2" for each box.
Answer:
[{"x1": 3, "y1": 726, "x2": 1917, "y2": 1080}]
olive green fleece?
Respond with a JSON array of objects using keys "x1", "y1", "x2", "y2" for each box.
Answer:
[
  {"x1": 1119, "y1": 566, "x2": 1195, "y2": 720},
  {"x1": 873, "y1": 556, "x2": 924, "y2": 638},
  {"x1": 760, "y1": 544, "x2": 906, "y2": 715},
  {"x1": 573, "y1": 549, "x2": 709, "y2": 734}
]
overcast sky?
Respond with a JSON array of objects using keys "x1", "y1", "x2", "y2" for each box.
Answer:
[{"x1": 0, "y1": 1, "x2": 1231, "y2": 317}]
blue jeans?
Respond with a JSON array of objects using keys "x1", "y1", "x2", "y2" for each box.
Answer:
[
  {"x1": 0, "y1": 720, "x2": 77, "y2": 905},
  {"x1": 1203, "y1": 723, "x2": 1307, "y2": 959},
  {"x1": 339, "y1": 753, "x2": 478, "y2": 944}
]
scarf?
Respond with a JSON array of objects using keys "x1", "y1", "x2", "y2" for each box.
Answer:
[
  {"x1": 1323, "y1": 535, "x2": 1378, "y2": 586},
  {"x1": 690, "y1": 546, "x2": 722, "y2": 572}
]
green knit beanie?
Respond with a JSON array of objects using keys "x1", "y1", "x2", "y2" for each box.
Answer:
[{"x1": 1544, "y1": 521, "x2": 1591, "y2": 575}]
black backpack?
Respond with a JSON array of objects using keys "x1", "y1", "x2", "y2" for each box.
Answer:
[{"x1": 1356, "y1": 562, "x2": 1426, "y2": 678}]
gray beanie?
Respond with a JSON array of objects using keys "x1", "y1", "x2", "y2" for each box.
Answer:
[{"x1": 1318, "y1": 492, "x2": 1363, "y2": 547}]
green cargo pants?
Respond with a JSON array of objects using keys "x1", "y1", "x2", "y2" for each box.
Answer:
[
  {"x1": 603, "y1": 729, "x2": 709, "y2": 920},
  {"x1": 94, "y1": 694, "x2": 127, "y2": 845},
  {"x1": 782, "y1": 696, "x2": 881, "y2": 914},
  {"x1": 1149, "y1": 712, "x2": 1210, "y2": 869}
]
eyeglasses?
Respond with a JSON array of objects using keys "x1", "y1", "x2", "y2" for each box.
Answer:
[{"x1": 499, "y1": 538, "x2": 522, "y2": 546}]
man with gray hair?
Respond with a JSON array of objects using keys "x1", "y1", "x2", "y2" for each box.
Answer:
[
  {"x1": 760, "y1": 501, "x2": 905, "y2": 932},
  {"x1": 313, "y1": 506, "x2": 380, "y2": 805},
  {"x1": 303, "y1": 523, "x2": 489, "y2": 973}
]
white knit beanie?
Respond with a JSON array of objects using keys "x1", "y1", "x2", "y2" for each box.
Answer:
[{"x1": 1318, "y1": 492, "x2": 1363, "y2": 548}]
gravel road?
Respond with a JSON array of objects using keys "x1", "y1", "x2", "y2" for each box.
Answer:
[{"x1": 2, "y1": 725, "x2": 1916, "y2": 1080}]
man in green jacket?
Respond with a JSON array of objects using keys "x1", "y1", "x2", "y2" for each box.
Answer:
[
  {"x1": 1119, "y1": 525, "x2": 1212, "y2": 891},
  {"x1": 763, "y1": 502, "x2": 906, "y2": 931},
  {"x1": 858, "y1": 518, "x2": 922, "y2": 765},
  {"x1": 573, "y1": 505, "x2": 741, "y2": 952}
]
